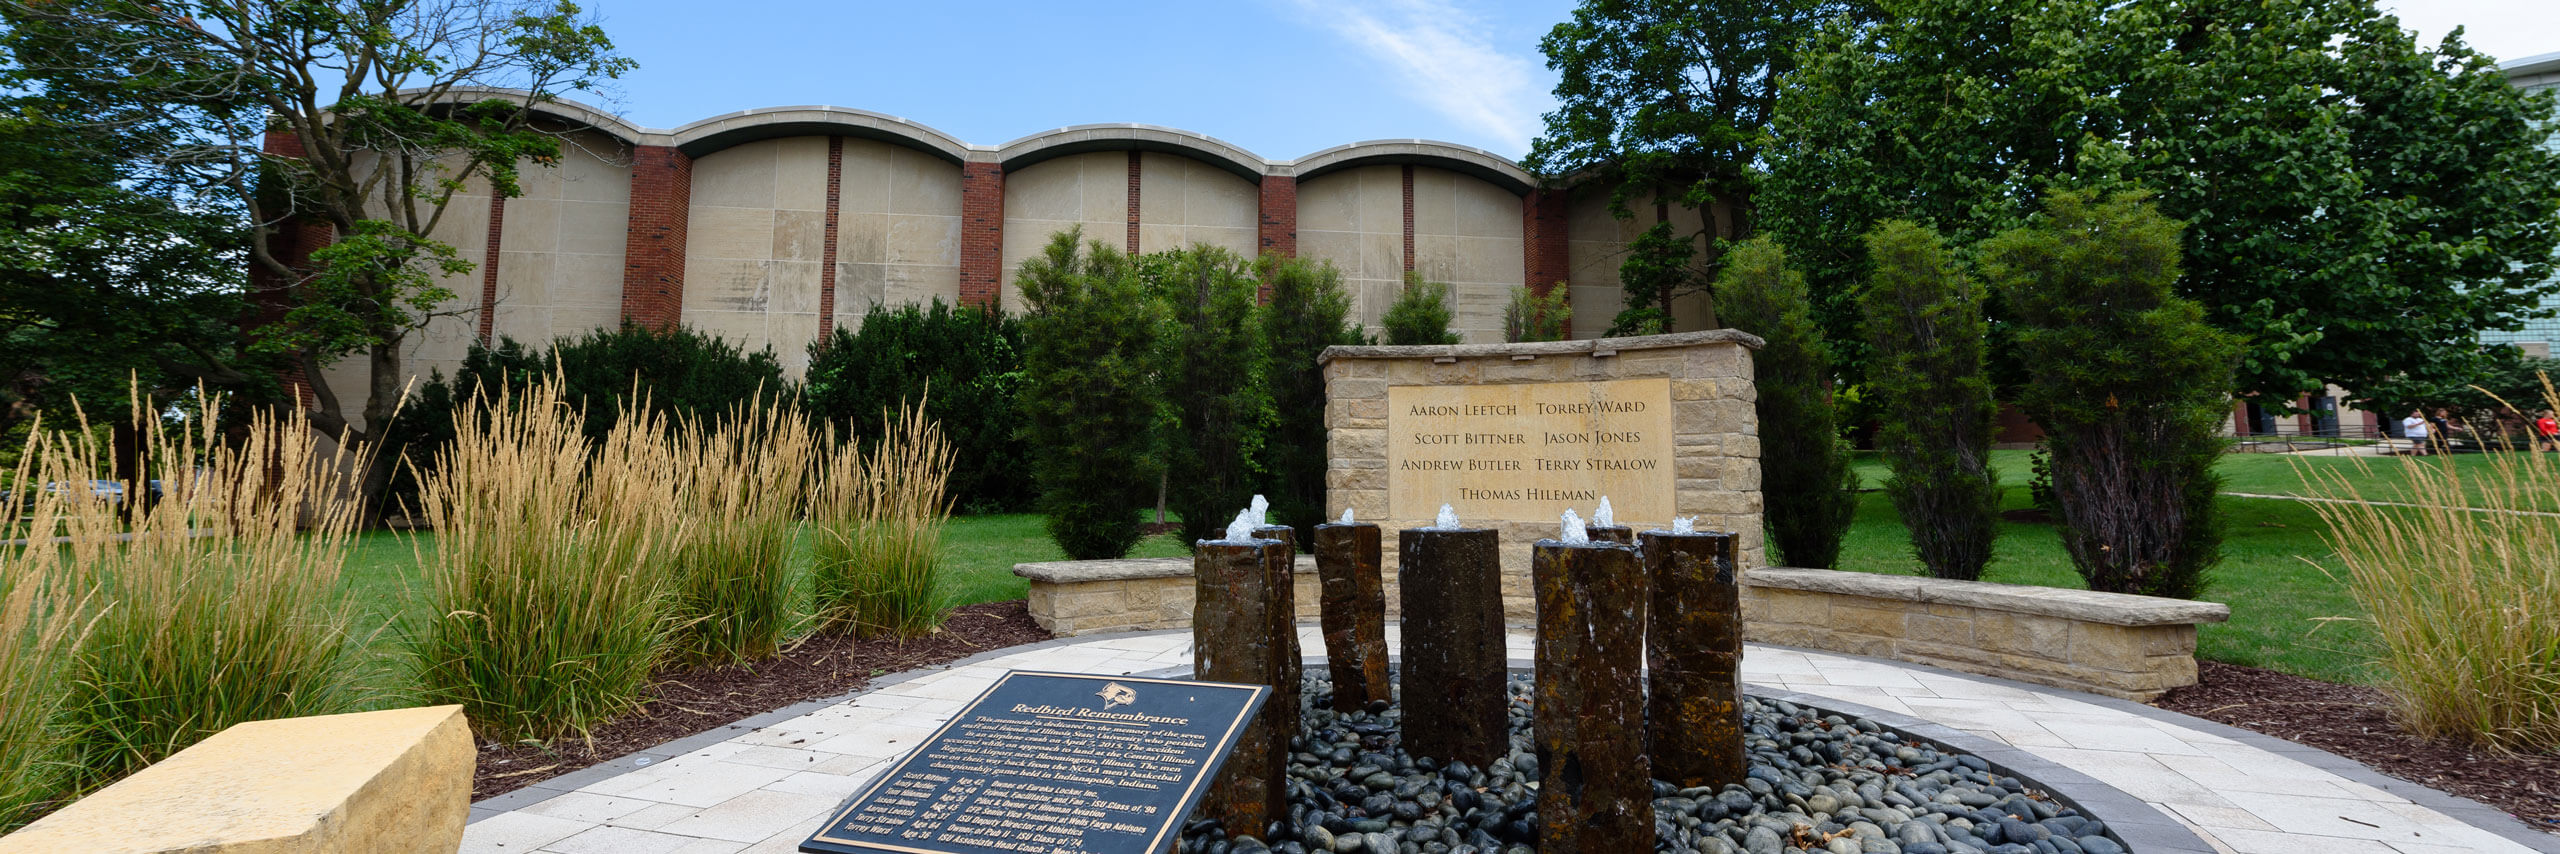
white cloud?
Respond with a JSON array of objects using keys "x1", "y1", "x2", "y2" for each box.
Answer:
[
  {"x1": 1287, "y1": 0, "x2": 1552, "y2": 154},
  {"x1": 2377, "y1": 0, "x2": 2560, "y2": 66}
]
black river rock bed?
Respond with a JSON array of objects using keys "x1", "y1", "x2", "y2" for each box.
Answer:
[{"x1": 1177, "y1": 673, "x2": 2128, "y2": 854}]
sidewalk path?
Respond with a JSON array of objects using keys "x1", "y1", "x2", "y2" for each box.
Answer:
[{"x1": 461, "y1": 627, "x2": 2557, "y2": 854}]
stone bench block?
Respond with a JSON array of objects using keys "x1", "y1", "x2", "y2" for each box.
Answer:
[
  {"x1": 1016, "y1": 556, "x2": 1320, "y2": 636},
  {"x1": 0, "y1": 705, "x2": 472, "y2": 854},
  {"x1": 1740, "y1": 568, "x2": 2230, "y2": 700}
]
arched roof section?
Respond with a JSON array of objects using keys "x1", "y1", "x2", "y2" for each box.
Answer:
[
  {"x1": 1288, "y1": 140, "x2": 1537, "y2": 196},
  {"x1": 996, "y1": 124, "x2": 1268, "y2": 182},
  {"x1": 398, "y1": 86, "x2": 651, "y2": 147},
  {"x1": 669, "y1": 107, "x2": 973, "y2": 164}
]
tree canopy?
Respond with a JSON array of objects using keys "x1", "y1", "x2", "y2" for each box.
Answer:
[{"x1": 1760, "y1": 0, "x2": 2560, "y2": 403}]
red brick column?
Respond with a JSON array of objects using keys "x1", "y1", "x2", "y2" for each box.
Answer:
[
  {"x1": 1523, "y1": 188, "x2": 1571, "y2": 338},
  {"x1": 477, "y1": 193, "x2": 506, "y2": 344},
  {"x1": 1257, "y1": 175, "x2": 1297, "y2": 258},
  {"x1": 818, "y1": 137, "x2": 844, "y2": 340},
  {"x1": 1126, "y1": 151, "x2": 1143, "y2": 254},
  {"x1": 959, "y1": 161, "x2": 1005, "y2": 309},
  {"x1": 622, "y1": 145, "x2": 693, "y2": 329},
  {"x1": 1401, "y1": 165, "x2": 1416, "y2": 273}
]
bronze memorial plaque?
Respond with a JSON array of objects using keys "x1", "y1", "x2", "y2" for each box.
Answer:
[
  {"x1": 800, "y1": 671, "x2": 1268, "y2": 854},
  {"x1": 1387, "y1": 378, "x2": 1677, "y2": 524}
]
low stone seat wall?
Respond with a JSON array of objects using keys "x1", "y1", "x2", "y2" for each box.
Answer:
[
  {"x1": 1015, "y1": 556, "x2": 1320, "y2": 636},
  {"x1": 0, "y1": 705, "x2": 472, "y2": 853},
  {"x1": 1741, "y1": 568, "x2": 2230, "y2": 701}
]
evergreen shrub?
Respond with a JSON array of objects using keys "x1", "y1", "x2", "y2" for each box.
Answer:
[
  {"x1": 1257, "y1": 254, "x2": 1363, "y2": 539},
  {"x1": 1381, "y1": 273, "x2": 1461, "y2": 345},
  {"x1": 1016, "y1": 230, "x2": 1165, "y2": 560},
  {"x1": 805, "y1": 299, "x2": 1030, "y2": 513},
  {"x1": 1714, "y1": 238, "x2": 1857, "y2": 568},
  {"x1": 1148, "y1": 247, "x2": 1271, "y2": 546},
  {"x1": 1860, "y1": 220, "x2": 2001, "y2": 580},
  {"x1": 1983, "y1": 190, "x2": 2239, "y2": 598}
]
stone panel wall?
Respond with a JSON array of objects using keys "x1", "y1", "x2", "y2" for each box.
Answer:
[
  {"x1": 1741, "y1": 568, "x2": 2230, "y2": 700},
  {"x1": 999, "y1": 151, "x2": 1131, "y2": 314},
  {"x1": 1321, "y1": 331, "x2": 1765, "y2": 621},
  {"x1": 1135, "y1": 152, "x2": 1258, "y2": 258},
  {"x1": 683, "y1": 137, "x2": 830, "y2": 375},
  {"x1": 831, "y1": 138, "x2": 963, "y2": 332},
  {"x1": 491, "y1": 128, "x2": 632, "y2": 347}
]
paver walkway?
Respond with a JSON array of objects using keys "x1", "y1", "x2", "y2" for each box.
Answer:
[{"x1": 462, "y1": 627, "x2": 2556, "y2": 854}]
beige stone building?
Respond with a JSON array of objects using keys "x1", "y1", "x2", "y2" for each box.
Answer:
[{"x1": 290, "y1": 92, "x2": 1719, "y2": 431}]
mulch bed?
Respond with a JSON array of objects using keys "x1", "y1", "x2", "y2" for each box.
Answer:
[
  {"x1": 470, "y1": 601, "x2": 1052, "y2": 801},
  {"x1": 2152, "y1": 660, "x2": 2560, "y2": 834}
]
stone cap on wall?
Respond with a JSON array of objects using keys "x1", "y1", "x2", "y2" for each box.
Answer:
[
  {"x1": 1014, "y1": 555, "x2": 1318, "y2": 585},
  {"x1": 1317, "y1": 329, "x2": 1765, "y2": 366},
  {"x1": 1749, "y1": 567, "x2": 2231, "y2": 627}
]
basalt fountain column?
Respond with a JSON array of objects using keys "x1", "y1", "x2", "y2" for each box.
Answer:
[
  {"x1": 1252, "y1": 522, "x2": 1304, "y2": 742},
  {"x1": 1313, "y1": 520, "x2": 1389, "y2": 710},
  {"x1": 1532, "y1": 532, "x2": 1654, "y2": 853},
  {"x1": 1194, "y1": 536, "x2": 1293, "y2": 836},
  {"x1": 1642, "y1": 528, "x2": 1745, "y2": 789},
  {"x1": 1396, "y1": 524, "x2": 1507, "y2": 767}
]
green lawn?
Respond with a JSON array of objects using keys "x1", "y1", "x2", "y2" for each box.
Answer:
[{"x1": 326, "y1": 449, "x2": 2477, "y2": 691}]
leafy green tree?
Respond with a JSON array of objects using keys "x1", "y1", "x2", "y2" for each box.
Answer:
[
  {"x1": 1984, "y1": 190, "x2": 2240, "y2": 598},
  {"x1": 0, "y1": 66, "x2": 262, "y2": 446},
  {"x1": 1714, "y1": 237, "x2": 1856, "y2": 568},
  {"x1": 1145, "y1": 247, "x2": 1271, "y2": 546},
  {"x1": 1503, "y1": 284, "x2": 1573, "y2": 343},
  {"x1": 1258, "y1": 254, "x2": 1363, "y2": 539},
  {"x1": 1, "y1": 0, "x2": 637, "y2": 478},
  {"x1": 1017, "y1": 229, "x2": 1165, "y2": 559},
  {"x1": 805, "y1": 299, "x2": 1030, "y2": 514},
  {"x1": 1381, "y1": 273, "x2": 1461, "y2": 345},
  {"x1": 1861, "y1": 220, "x2": 2000, "y2": 580},
  {"x1": 1763, "y1": 0, "x2": 2560, "y2": 404},
  {"x1": 1531, "y1": 0, "x2": 1870, "y2": 334}
]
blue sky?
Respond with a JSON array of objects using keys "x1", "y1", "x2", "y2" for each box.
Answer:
[
  {"x1": 580, "y1": 0, "x2": 1575, "y2": 160},
  {"x1": 573, "y1": 0, "x2": 2557, "y2": 164}
]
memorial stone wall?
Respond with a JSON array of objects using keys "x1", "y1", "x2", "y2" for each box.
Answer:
[{"x1": 1320, "y1": 330, "x2": 1766, "y2": 621}]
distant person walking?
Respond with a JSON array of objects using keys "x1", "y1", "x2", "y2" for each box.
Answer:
[
  {"x1": 2404, "y1": 409, "x2": 2430, "y2": 455},
  {"x1": 2538, "y1": 411, "x2": 2558, "y2": 452}
]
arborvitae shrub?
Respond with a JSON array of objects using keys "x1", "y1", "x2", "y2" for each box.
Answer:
[
  {"x1": 1381, "y1": 273, "x2": 1461, "y2": 345},
  {"x1": 1714, "y1": 237, "x2": 1857, "y2": 568},
  {"x1": 805, "y1": 299, "x2": 1031, "y2": 513},
  {"x1": 1983, "y1": 190, "x2": 2240, "y2": 598},
  {"x1": 1258, "y1": 254, "x2": 1363, "y2": 539},
  {"x1": 1148, "y1": 247, "x2": 1272, "y2": 547},
  {"x1": 1860, "y1": 220, "x2": 2001, "y2": 580},
  {"x1": 1016, "y1": 229, "x2": 1165, "y2": 559}
]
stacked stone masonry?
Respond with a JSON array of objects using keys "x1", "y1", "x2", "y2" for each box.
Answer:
[
  {"x1": 1320, "y1": 332, "x2": 1767, "y2": 622},
  {"x1": 1015, "y1": 556, "x2": 1323, "y2": 637},
  {"x1": 287, "y1": 90, "x2": 1728, "y2": 432},
  {"x1": 1741, "y1": 567, "x2": 2231, "y2": 701}
]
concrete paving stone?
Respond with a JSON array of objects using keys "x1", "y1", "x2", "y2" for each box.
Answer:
[
  {"x1": 459, "y1": 810, "x2": 591, "y2": 853},
  {"x1": 651, "y1": 789, "x2": 843, "y2": 843},
  {"x1": 464, "y1": 627, "x2": 2549, "y2": 854},
  {"x1": 608, "y1": 802, "x2": 706, "y2": 831},
  {"x1": 2165, "y1": 802, "x2": 2283, "y2": 833},
  {"x1": 517, "y1": 791, "x2": 661, "y2": 824},
  {"x1": 540, "y1": 824, "x2": 726, "y2": 854}
]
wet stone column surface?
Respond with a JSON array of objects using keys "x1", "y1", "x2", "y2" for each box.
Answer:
[
  {"x1": 1194, "y1": 539, "x2": 1291, "y2": 836},
  {"x1": 1396, "y1": 527, "x2": 1507, "y2": 767},
  {"x1": 1533, "y1": 540, "x2": 1654, "y2": 854},
  {"x1": 1314, "y1": 523, "x2": 1389, "y2": 711},
  {"x1": 1585, "y1": 525, "x2": 1633, "y2": 545},
  {"x1": 1252, "y1": 524, "x2": 1304, "y2": 752},
  {"x1": 1642, "y1": 529, "x2": 1745, "y2": 790}
]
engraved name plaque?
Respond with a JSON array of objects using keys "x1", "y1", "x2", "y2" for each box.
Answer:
[
  {"x1": 801, "y1": 671, "x2": 1268, "y2": 854},
  {"x1": 1386, "y1": 378, "x2": 1677, "y2": 524}
]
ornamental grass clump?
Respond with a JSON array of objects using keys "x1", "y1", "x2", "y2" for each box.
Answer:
[
  {"x1": 2303, "y1": 399, "x2": 2560, "y2": 753},
  {"x1": 415, "y1": 378, "x2": 685, "y2": 741},
  {"x1": 50, "y1": 394, "x2": 366, "y2": 800},
  {"x1": 811, "y1": 401, "x2": 956, "y2": 638},
  {"x1": 0, "y1": 432, "x2": 92, "y2": 830},
  {"x1": 664, "y1": 395, "x2": 816, "y2": 664}
]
